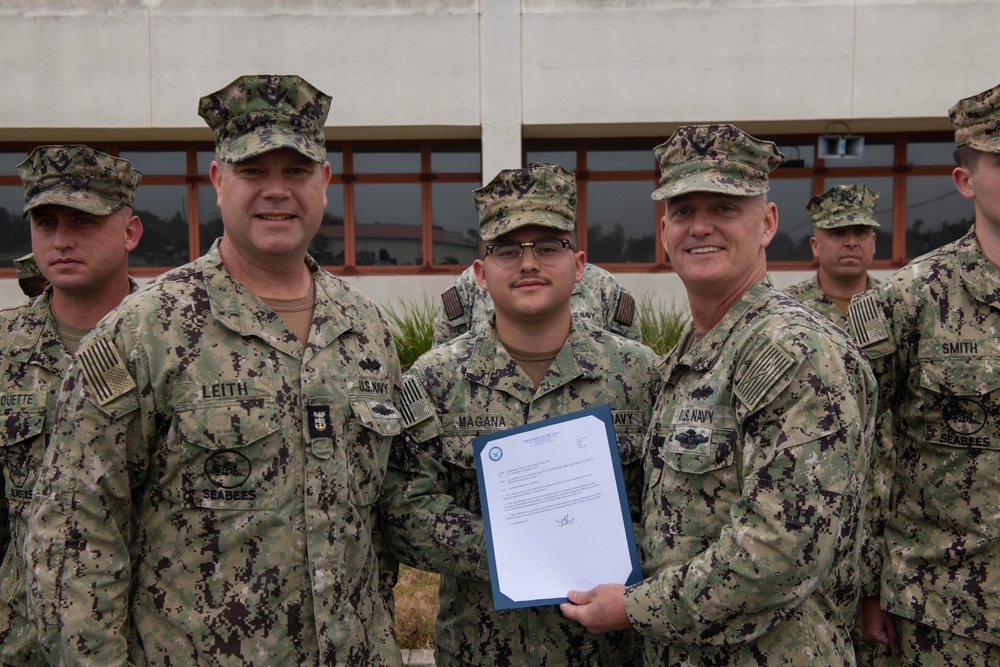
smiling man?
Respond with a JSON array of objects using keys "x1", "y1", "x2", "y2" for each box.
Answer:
[
  {"x1": 560, "y1": 125, "x2": 877, "y2": 666},
  {"x1": 0, "y1": 145, "x2": 142, "y2": 667},
  {"x1": 785, "y1": 184, "x2": 881, "y2": 329},
  {"x1": 381, "y1": 163, "x2": 660, "y2": 667},
  {"x1": 25, "y1": 75, "x2": 403, "y2": 666}
]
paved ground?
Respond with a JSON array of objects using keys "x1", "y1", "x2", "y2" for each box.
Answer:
[{"x1": 402, "y1": 649, "x2": 435, "y2": 666}]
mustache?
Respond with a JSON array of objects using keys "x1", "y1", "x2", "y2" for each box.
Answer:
[{"x1": 509, "y1": 277, "x2": 552, "y2": 289}]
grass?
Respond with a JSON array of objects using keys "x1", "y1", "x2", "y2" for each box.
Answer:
[
  {"x1": 383, "y1": 297, "x2": 438, "y2": 372},
  {"x1": 637, "y1": 296, "x2": 689, "y2": 355},
  {"x1": 394, "y1": 565, "x2": 440, "y2": 649},
  {"x1": 385, "y1": 294, "x2": 688, "y2": 649}
]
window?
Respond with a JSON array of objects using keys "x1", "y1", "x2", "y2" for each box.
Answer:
[
  {"x1": 524, "y1": 133, "x2": 969, "y2": 272},
  {"x1": 0, "y1": 134, "x2": 970, "y2": 276},
  {"x1": 0, "y1": 141, "x2": 481, "y2": 276}
]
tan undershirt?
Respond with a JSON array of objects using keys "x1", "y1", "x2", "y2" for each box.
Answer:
[
  {"x1": 827, "y1": 292, "x2": 852, "y2": 316},
  {"x1": 51, "y1": 311, "x2": 93, "y2": 356},
  {"x1": 260, "y1": 282, "x2": 316, "y2": 346},
  {"x1": 502, "y1": 342, "x2": 560, "y2": 387}
]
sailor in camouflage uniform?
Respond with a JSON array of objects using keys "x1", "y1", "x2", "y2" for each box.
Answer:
[
  {"x1": 1, "y1": 145, "x2": 143, "y2": 667},
  {"x1": 431, "y1": 262, "x2": 641, "y2": 346},
  {"x1": 784, "y1": 184, "x2": 887, "y2": 666},
  {"x1": 784, "y1": 184, "x2": 881, "y2": 330},
  {"x1": 382, "y1": 163, "x2": 660, "y2": 666},
  {"x1": 851, "y1": 84, "x2": 1000, "y2": 665},
  {"x1": 561, "y1": 125, "x2": 877, "y2": 667},
  {"x1": 24, "y1": 75, "x2": 403, "y2": 666}
]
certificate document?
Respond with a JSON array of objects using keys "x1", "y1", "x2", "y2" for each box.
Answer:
[{"x1": 473, "y1": 404, "x2": 642, "y2": 610}]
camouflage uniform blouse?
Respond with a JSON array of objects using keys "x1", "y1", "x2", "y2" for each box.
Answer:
[
  {"x1": 24, "y1": 245, "x2": 403, "y2": 667},
  {"x1": 625, "y1": 279, "x2": 876, "y2": 666},
  {"x1": 1, "y1": 290, "x2": 69, "y2": 667},
  {"x1": 382, "y1": 319, "x2": 660, "y2": 667},
  {"x1": 848, "y1": 227, "x2": 1000, "y2": 647},
  {"x1": 784, "y1": 272, "x2": 880, "y2": 330},
  {"x1": 431, "y1": 264, "x2": 641, "y2": 346}
]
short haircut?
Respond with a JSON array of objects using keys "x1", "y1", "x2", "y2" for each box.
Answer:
[{"x1": 953, "y1": 145, "x2": 984, "y2": 172}]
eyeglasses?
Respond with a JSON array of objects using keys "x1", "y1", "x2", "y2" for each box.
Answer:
[{"x1": 483, "y1": 238, "x2": 575, "y2": 268}]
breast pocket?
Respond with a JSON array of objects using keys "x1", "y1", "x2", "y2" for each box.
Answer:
[
  {"x1": 175, "y1": 397, "x2": 280, "y2": 510},
  {"x1": 438, "y1": 429, "x2": 487, "y2": 513},
  {"x1": 661, "y1": 423, "x2": 737, "y2": 475},
  {"x1": 919, "y1": 352, "x2": 1000, "y2": 452},
  {"x1": 1, "y1": 404, "x2": 46, "y2": 504},
  {"x1": 346, "y1": 398, "x2": 401, "y2": 506},
  {"x1": 650, "y1": 413, "x2": 739, "y2": 540}
]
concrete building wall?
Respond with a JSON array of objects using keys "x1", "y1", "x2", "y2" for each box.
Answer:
[{"x1": 1, "y1": 0, "x2": 996, "y2": 310}]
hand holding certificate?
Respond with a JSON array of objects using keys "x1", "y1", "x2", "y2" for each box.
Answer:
[{"x1": 473, "y1": 404, "x2": 642, "y2": 610}]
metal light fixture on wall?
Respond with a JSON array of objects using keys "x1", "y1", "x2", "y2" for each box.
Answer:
[{"x1": 817, "y1": 122, "x2": 865, "y2": 159}]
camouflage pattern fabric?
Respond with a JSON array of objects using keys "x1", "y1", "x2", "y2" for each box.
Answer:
[
  {"x1": 475, "y1": 163, "x2": 575, "y2": 242},
  {"x1": 949, "y1": 82, "x2": 1000, "y2": 152},
  {"x1": 24, "y1": 243, "x2": 403, "y2": 666},
  {"x1": 848, "y1": 227, "x2": 1000, "y2": 648},
  {"x1": 784, "y1": 273, "x2": 881, "y2": 330},
  {"x1": 13, "y1": 254, "x2": 42, "y2": 281},
  {"x1": 199, "y1": 74, "x2": 331, "y2": 164},
  {"x1": 626, "y1": 278, "x2": 877, "y2": 666},
  {"x1": 650, "y1": 124, "x2": 783, "y2": 201},
  {"x1": 17, "y1": 145, "x2": 141, "y2": 217},
  {"x1": 807, "y1": 184, "x2": 881, "y2": 230},
  {"x1": 894, "y1": 616, "x2": 1000, "y2": 665},
  {"x1": 0, "y1": 289, "x2": 68, "y2": 667},
  {"x1": 431, "y1": 264, "x2": 642, "y2": 346},
  {"x1": 381, "y1": 319, "x2": 661, "y2": 666}
]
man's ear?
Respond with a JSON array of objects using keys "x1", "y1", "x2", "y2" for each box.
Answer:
[
  {"x1": 473, "y1": 258, "x2": 489, "y2": 291},
  {"x1": 953, "y1": 166, "x2": 975, "y2": 200}
]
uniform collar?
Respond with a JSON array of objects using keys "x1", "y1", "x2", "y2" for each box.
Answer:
[
  {"x1": 959, "y1": 226, "x2": 1000, "y2": 308},
  {"x1": 3, "y1": 290, "x2": 67, "y2": 370},
  {"x1": 464, "y1": 317, "x2": 603, "y2": 402},
  {"x1": 199, "y1": 240, "x2": 353, "y2": 357},
  {"x1": 659, "y1": 276, "x2": 774, "y2": 380}
]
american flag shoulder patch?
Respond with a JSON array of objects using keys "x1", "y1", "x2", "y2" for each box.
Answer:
[
  {"x1": 399, "y1": 377, "x2": 434, "y2": 428},
  {"x1": 77, "y1": 335, "x2": 136, "y2": 406},
  {"x1": 441, "y1": 287, "x2": 465, "y2": 322},
  {"x1": 848, "y1": 292, "x2": 888, "y2": 346},
  {"x1": 613, "y1": 291, "x2": 636, "y2": 327},
  {"x1": 734, "y1": 342, "x2": 796, "y2": 411}
]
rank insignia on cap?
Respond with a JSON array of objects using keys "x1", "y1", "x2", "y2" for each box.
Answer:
[
  {"x1": 734, "y1": 342, "x2": 795, "y2": 412},
  {"x1": 309, "y1": 405, "x2": 332, "y2": 438},
  {"x1": 848, "y1": 292, "x2": 889, "y2": 346},
  {"x1": 77, "y1": 335, "x2": 136, "y2": 406},
  {"x1": 400, "y1": 377, "x2": 434, "y2": 428}
]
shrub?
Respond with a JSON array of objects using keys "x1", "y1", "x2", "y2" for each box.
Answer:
[
  {"x1": 638, "y1": 296, "x2": 688, "y2": 355},
  {"x1": 383, "y1": 297, "x2": 437, "y2": 372}
]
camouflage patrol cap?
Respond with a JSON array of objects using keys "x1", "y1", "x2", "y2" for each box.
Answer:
[
  {"x1": 475, "y1": 163, "x2": 576, "y2": 242},
  {"x1": 13, "y1": 253, "x2": 42, "y2": 280},
  {"x1": 651, "y1": 124, "x2": 783, "y2": 201},
  {"x1": 17, "y1": 145, "x2": 142, "y2": 218},
  {"x1": 807, "y1": 184, "x2": 880, "y2": 230},
  {"x1": 949, "y1": 83, "x2": 1000, "y2": 152},
  {"x1": 199, "y1": 74, "x2": 331, "y2": 163}
]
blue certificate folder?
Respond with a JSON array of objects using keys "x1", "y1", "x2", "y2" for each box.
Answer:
[{"x1": 473, "y1": 404, "x2": 643, "y2": 610}]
